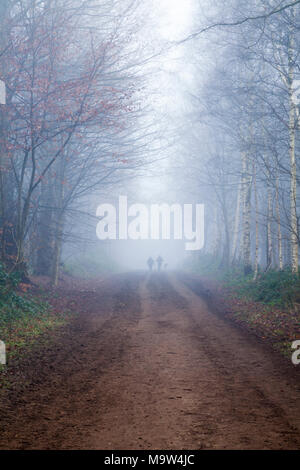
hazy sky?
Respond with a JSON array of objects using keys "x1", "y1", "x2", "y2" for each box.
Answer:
[
  {"x1": 139, "y1": 0, "x2": 197, "y2": 198},
  {"x1": 156, "y1": 0, "x2": 194, "y2": 41},
  {"x1": 107, "y1": 0, "x2": 198, "y2": 270},
  {"x1": 76, "y1": 0, "x2": 206, "y2": 271}
]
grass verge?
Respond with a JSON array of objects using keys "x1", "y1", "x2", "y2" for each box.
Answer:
[{"x1": 0, "y1": 275, "x2": 72, "y2": 390}]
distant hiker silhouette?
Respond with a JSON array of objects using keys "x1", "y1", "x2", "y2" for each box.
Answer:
[
  {"x1": 156, "y1": 256, "x2": 163, "y2": 272},
  {"x1": 147, "y1": 257, "x2": 154, "y2": 271}
]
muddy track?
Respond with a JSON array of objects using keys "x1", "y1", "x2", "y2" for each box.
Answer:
[{"x1": 0, "y1": 272, "x2": 300, "y2": 449}]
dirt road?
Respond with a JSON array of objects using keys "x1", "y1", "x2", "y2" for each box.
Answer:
[{"x1": 1, "y1": 272, "x2": 300, "y2": 449}]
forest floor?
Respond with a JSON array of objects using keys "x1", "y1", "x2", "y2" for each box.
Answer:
[{"x1": 0, "y1": 271, "x2": 300, "y2": 449}]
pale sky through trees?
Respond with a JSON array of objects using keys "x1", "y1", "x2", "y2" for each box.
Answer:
[
  {"x1": 156, "y1": 0, "x2": 194, "y2": 41},
  {"x1": 108, "y1": 0, "x2": 197, "y2": 270}
]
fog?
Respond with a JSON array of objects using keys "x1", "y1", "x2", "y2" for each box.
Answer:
[
  {"x1": 63, "y1": 0, "x2": 201, "y2": 273},
  {"x1": 2, "y1": 0, "x2": 299, "y2": 279}
]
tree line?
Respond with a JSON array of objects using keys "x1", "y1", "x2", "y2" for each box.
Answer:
[
  {"x1": 0, "y1": 0, "x2": 146, "y2": 284},
  {"x1": 182, "y1": 0, "x2": 300, "y2": 276}
]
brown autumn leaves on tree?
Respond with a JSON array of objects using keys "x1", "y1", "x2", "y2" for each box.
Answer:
[{"x1": 0, "y1": 0, "x2": 144, "y2": 284}]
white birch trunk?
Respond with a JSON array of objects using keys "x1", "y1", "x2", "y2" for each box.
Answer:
[
  {"x1": 275, "y1": 175, "x2": 283, "y2": 270},
  {"x1": 242, "y1": 151, "x2": 252, "y2": 275},
  {"x1": 231, "y1": 179, "x2": 241, "y2": 264},
  {"x1": 253, "y1": 163, "x2": 259, "y2": 280},
  {"x1": 288, "y1": 22, "x2": 298, "y2": 273},
  {"x1": 266, "y1": 166, "x2": 273, "y2": 271}
]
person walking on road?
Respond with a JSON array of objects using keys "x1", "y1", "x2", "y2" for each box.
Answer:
[
  {"x1": 147, "y1": 257, "x2": 154, "y2": 271},
  {"x1": 156, "y1": 255, "x2": 163, "y2": 272}
]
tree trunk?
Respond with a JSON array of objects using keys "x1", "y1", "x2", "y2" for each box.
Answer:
[
  {"x1": 288, "y1": 25, "x2": 298, "y2": 273},
  {"x1": 242, "y1": 152, "x2": 252, "y2": 275},
  {"x1": 275, "y1": 174, "x2": 283, "y2": 270},
  {"x1": 34, "y1": 181, "x2": 55, "y2": 276},
  {"x1": 220, "y1": 197, "x2": 230, "y2": 269},
  {"x1": 212, "y1": 204, "x2": 220, "y2": 258},
  {"x1": 52, "y1": 213, "x2": 64, "y2": 286},
  {"x1": 266, "y1": 162, "x2": 273, "y2": 271},
  {"x1": 51, "y1": 153, "x2": 66, "y2": 286},
  {"x1": 253, "y1": 163, "x2": 259, "y2": 280},
  {"x1": 231, "y1": 179, "x2": 241, "y2": 265}
]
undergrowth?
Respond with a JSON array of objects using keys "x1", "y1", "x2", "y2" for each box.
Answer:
[{"x1": 0, "y1": 264, "x2": 70, "y2": 383}]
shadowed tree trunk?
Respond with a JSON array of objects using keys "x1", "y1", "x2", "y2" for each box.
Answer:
[
  {"x1": 242, "y1": 151, "x2": 252, "y2": 275},
  {"x1": 253, "y1": 163, "x2": 259, "y2": 280},
  {"x1": 231, "y1": 178, "x2": 241, "y2": 265}
]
